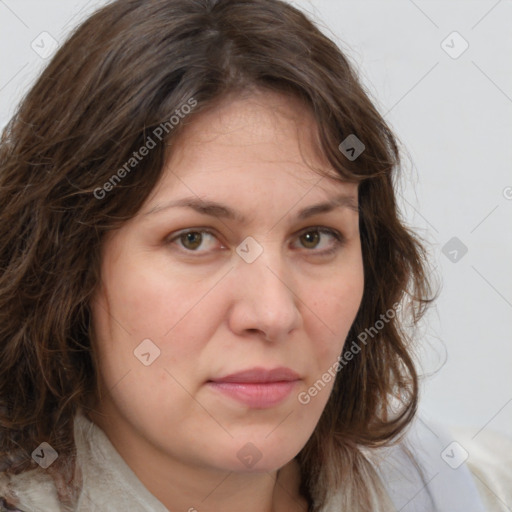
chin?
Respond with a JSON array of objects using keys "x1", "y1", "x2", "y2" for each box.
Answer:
[{"x1": 216, "y1": 440, "x2": 303, "y2": 473}]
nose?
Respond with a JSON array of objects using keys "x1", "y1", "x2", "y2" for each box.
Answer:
[{"x1": 227, "y1": 246, "x2": 302, "y2": 342}]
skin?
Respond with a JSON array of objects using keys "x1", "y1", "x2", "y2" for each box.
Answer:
[{"x1": 88, "y1": 89, "x2": 364, "y2": 512}]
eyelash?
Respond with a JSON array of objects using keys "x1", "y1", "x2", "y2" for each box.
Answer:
[{"x1": 165, "y1": 226, "x2": 346, "y2": 257}]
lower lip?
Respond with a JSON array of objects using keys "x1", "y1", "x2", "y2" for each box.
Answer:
[{"x1": 207, "y1": 380, "x2": 298, "y2": 408}]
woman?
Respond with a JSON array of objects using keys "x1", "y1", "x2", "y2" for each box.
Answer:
[{"x1": 0, "y1": 0, "x2": 510, "y2": 511}]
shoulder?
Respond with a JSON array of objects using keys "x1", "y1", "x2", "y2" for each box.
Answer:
[
  {"x1": 451, "y1": 426, "x2": 512, "y2": 512},
  {"x1": 0, "y1": 464, "x2": 70, "y2": 512},
  {"x1": 366, "y1": 415, "x2": 512, "y2": 511},
  {"x1": 0, "y1": 496, "x2": 25, "y2": 512}
]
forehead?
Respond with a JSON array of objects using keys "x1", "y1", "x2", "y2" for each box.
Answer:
[
  {"x1": 169, "y1": 90, "x2": 331, "y2": 167},
  {"x1": 153, "y1": 90, "x2": 344, "y2": 191}
]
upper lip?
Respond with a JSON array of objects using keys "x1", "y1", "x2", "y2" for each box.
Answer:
[{"x1": 209, "y1": 366, "x2": 300, "y2": 383}]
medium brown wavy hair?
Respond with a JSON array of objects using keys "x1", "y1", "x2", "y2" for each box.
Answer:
[{"x1": 0, "y1": 0, "x2": 435, "y2": 509}]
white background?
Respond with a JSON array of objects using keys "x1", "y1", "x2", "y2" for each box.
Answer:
[{"x1": 1, "y1": 0, "x2": 511, "y2": 439}]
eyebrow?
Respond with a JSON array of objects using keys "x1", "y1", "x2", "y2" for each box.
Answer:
[{"x1": 143, "y1": 193, "x2": 359, "y2": 222}]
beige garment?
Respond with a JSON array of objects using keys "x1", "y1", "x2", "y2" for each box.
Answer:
[
  {"x1": 452, "y1": 426, "x2": 512, "y2": 512},
  {"x1": 0, "y1": 412, "x2": 511, "y2": 511}
]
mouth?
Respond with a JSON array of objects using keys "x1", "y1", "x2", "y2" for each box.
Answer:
[{"x1": 207, "y1": 366, "x2": 301, "y2": 408}]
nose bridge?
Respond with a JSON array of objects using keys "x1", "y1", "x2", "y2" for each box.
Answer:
[{"x1": 230, "y1": 237, "x2": 301, "y2": 340}]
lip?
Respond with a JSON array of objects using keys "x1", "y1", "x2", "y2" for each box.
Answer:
[
  {"x1": 207, "y1": 366, "x2": 301, "y2": 408},
  {"x1": 209, "y1": 366, "x2": 301, "y2": 383}
]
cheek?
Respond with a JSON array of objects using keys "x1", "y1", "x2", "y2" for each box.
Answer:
[
  {"x1": 312, "y1": 267, "x2": 364, "y2": 339},
  {"x1": 90, "y1": 257, "x2": 224, "y2": 388},
  {"x1": 97, "y1": 254, "x2": 213, "y2": 338},
  {"x1": 302, "y1": 266, "x2": 364, "y2": 391},
  {"x1": 90, "y1": 274, "x2": 209, "y2": 423},
  {"x1": 294, "y1": 276, "x2": 363, "y2": 413}
]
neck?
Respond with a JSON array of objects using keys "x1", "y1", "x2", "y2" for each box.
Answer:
[{"x1": 86, "y1": 409, "x2": 310, "y2": 512}]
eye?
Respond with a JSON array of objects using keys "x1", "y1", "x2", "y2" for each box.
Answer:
[
  {"x1": 293, "y1": 227, "x2": 345, "y2": 255},
  {"x1": 165, "y1": 226, "x2": 345, "y2": 256},
  {"x1": 169, "y1": 229, "x2": 221, "y2": 253}
]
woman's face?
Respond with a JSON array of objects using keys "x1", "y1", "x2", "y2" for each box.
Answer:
[{"x1": 90, "y1": 90, "x2": 364, "y2": 476}]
